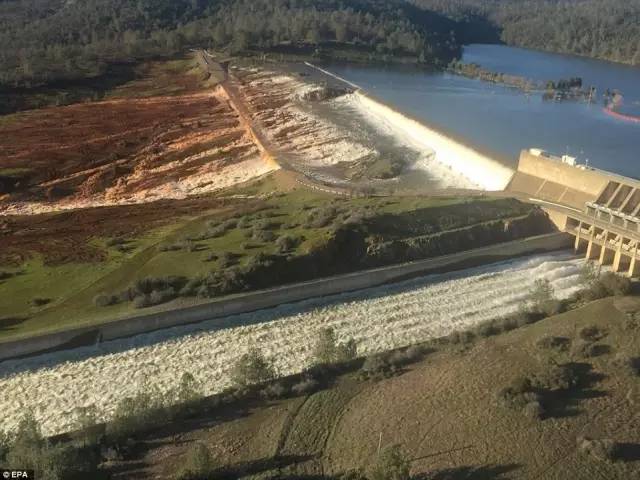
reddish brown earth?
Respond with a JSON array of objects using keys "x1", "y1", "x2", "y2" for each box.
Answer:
[
  {"x1": 0, "y1": 58, "x2": 285, "y2": 266},
  {"x1": 0, "y1": 91, "x2": 252, "y2": 203},
  {"x1": 0, "y1": 195, "x2": 242, "y2": 265}
]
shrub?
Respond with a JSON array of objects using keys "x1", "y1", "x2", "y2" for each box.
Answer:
[
  {"x1": 133, "y1": 294, "x2": 152, "y2": 309},
  {"x1": 361, "y1": 354, "x2": 396, "y2": 379},
  {"x1": 0, "y1": 271, "x2": 14, "y2": 280},
  {"x1": 536, "y1": 336, "x2": 571, "y2": 352},
  {"x1": 369, "y1": 444, "x2": 411, "y2": 480},
  {"x1": 159, "y1": 242, "x2": 185, "y2": 252},
  {"x1": 531, "y1": 364, "x2": 580, "y2": 392},
  {"x1": 312, "y1": 327, "x2": 357, "y2": 365},
  {"x1": 275, "y1": 234, "x2": 301, "y2": 253},
  {"x1": 527, "y1": 279, "x2": 558, "y2": 316},
  {"x1": 255, "y1": 219, "x2": 281, "y2": 231},
  {"x1": 175, "y1": 372, "x2": 203, "y2": 406},
  {"x1": 597, "y1": 272, "x2": 631, "y2": 296},
  {"x1": 231, "y1": 349, "x2": 277, "y2": 387},
  {"x1": 4, "y1": 413, "x2": 99, "y2": 479},
  {"x1": 339, "y1": 470, "x2": 368, "y2": 480},
  {"x1": 579, "y1": 262, "x2": 598, "y2": 286},
  {"x1": 476, "y1": 321, "x2": 500, "y2": 338},
  {"x1": 245, "y1": 252, "x2": 274, "y2": 271},
  {"x1": 305, "y1": 207, "x2": 338, "y2": 228},
  {"x1": 93, "y1": 293, "x2": 118, "y2": 307},
  {"x1": 31, "y1": 297, "x2": 51, "y2": 306},
  {"x1": 388, "y1": 345, "x2": 425, "y2": 368},
  {"x1": 71, "y1": 405, "x2": 102, "y2": 447},
  {"x1": 149, "y1": 288, "x2": 176, "y2": 306},
  {"x1": 106, "y1": 387, "x2": 166, "y2": 447},
  {"x1": 129, "y1": 276, "x2": 185, "y2": 297},
  {"x1": 574, "y1": 341, "x2": 611, "y2": 358},
  {"x1": 579, "y1": 326, "x2": 606, "y2": 342},
  {"x1": 291, "y1": 377, "x2": 320, "y2": 396},
  {"x1": 523, "y1": 400, "x2": 546, "y2": 420},
  {"x1": 498, "y1": 376, "x2": 542, "y2": 411},
  {"x1": 261, "y1": 381, "x2": 289, "y2": 400},
  {"x1": 218, "y1": 252, "x2": 239, "y2": 268},
  {"x1": 623, "y1": 356, "x2": 640, "y2": 376},
  {"x1": 498, "y1": 316, "x2": 519, "y2": 332},
  {"x1": 251, "y1": 229, "x2": 276, "y2": 243},
  {"x1": 221, "y1": 218, "x2": 238, "y2": 230},
  {"x1": 237, "y1": 216, "x2": 252, "y2": 229},
  {"x1": 0, "y1": 430, "x2": 9, "y2": 463},
  {"x1": 176, "y1": 443, "x2": 216, "y2": 480},
  {"x1": 106, "y1": 237, "x2": 127, "y2": 247},
  {"x1": 213, "y1": 267, "x2": 247, "y2": 295},
  {"x1": 179, "y1": 277, "x2": 204, "y2": 297},
  {"x1": 203, "y1": 252, "x2": 218, "y2": 262},
  {"x1": 577, "y1": 437, "x2": 619, "y2": 463}
]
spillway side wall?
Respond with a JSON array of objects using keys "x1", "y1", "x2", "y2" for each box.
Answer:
[{"x1": 0, "y1": 233, "x2": 572, "y2": 362}]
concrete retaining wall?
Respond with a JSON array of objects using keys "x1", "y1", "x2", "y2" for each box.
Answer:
[
  {"x1": 0, "y1": 233, "x2": 573, "y2": 362},
  {"x1": 517, "y1": 150, "x2": 610, "y2": 197}
]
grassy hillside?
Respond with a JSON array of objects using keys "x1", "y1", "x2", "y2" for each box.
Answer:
[
  {"x1": 0, "y1": 168, "x2": 545, "y2": 341},
  {"x1": 99, "y1": 294, "x2": 640, "y2": 479}
]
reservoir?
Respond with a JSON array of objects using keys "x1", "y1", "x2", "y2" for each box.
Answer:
[{"x1": 325, "y1": 44, "x2": 640, "y2": 179}]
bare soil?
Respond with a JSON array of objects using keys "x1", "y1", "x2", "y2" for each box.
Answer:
[{"x1": 0, "y1": 195, "x2": 239, "y2": 265}]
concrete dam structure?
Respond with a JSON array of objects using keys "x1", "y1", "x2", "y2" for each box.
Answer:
[{"x1": 508, "y1": 148, "x2": 640, "y2": 277}]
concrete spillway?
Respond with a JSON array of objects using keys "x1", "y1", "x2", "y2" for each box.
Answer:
[
  {"x1": 352, "y1": 91, "x2": 515, "y2": 191},
  {"x1": 0, "y1": 252, "x2": 582, "y2": 437}
]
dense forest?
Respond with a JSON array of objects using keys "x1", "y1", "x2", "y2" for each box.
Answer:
[
  {"x1": 1, "y1": 0, "x2": 640, "y2": 92},
  {"x1": 0, "y1": 0, "x2": 460, "y2": 88},
  {"x1": 415, "y1": 0, "x2": 640, "y2": 65}
]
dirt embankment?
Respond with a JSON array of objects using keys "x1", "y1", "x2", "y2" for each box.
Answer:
[{"x1": 0, "y1": 71, "x2": 280, "y2": 216}]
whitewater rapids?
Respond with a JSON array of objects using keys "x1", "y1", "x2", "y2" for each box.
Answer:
[
  {"x1": 349, "y1": 91, "x2": 514, "y2": 190},
  {"x1": 0, "y1": 252, "x2": 584, "y2": 436}
]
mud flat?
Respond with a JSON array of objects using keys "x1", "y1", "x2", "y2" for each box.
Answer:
[{"x1": 0, "y1": 252, "x2": 583, "y2": 436}]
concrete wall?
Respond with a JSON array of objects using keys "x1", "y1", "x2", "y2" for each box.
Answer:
[
  {"x1": 516, "y1": 150, "x2": 610, "y2": 198},
  {"x1": 0, "y1": 233, "x2": 573, "y2": 362}
]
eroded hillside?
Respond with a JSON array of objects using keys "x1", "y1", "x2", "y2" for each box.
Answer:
[{"x1": 0, "y1": 59, "x2": 276, "y2": 215}]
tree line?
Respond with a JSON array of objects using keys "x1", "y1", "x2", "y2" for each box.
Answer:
[
  {"x1": 0, "y1": 0, "x2": 462, "y2": 89},
  {"x1": 414, "y1": 0, "x2": 640, "y2": 66}
]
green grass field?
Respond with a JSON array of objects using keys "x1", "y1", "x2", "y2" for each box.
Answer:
[{"x1": 0, "y1": 171, "x2": 501, "y2": 341}]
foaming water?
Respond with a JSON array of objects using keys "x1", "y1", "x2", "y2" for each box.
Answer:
[
  {"x1": 0, "y1": 251, "x2": 583, "y2": 435},
  {"x1": 348, "y1": 92, "x2": 514, "y2": 190}
]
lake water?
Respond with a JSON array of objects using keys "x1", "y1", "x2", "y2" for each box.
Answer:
[{"x1": 325, "y1": 44, "x2": 640, "y2": 178}]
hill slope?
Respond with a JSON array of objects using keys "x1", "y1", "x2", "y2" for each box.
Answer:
[{"x1": 108, "y1": 295, "x2": 640, "y2": 479}]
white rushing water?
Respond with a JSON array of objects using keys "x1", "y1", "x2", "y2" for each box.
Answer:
[
  {"x1": 0, "y1": 252, "x2": 583, "y2": 436},
  {"x1": 346, "y1": 91, "x2": 514, "y2": 191}
]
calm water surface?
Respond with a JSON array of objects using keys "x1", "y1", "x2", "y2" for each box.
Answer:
[{"x1": 326, "y1": 44, "x2": 640, "y2": 178}]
